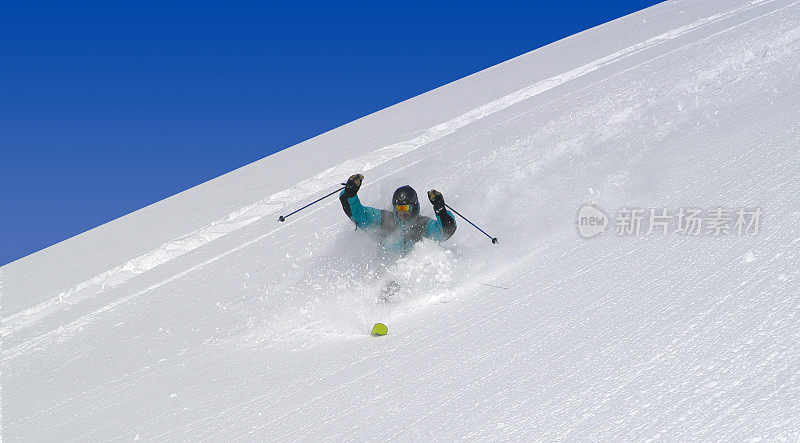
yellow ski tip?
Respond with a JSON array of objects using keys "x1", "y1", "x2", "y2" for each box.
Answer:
[{"x1": 371, "y1": 323, "x2": 388, "y2": 336}]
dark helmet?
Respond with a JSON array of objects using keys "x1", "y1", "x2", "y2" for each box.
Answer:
[{"x1": 392, "y1": 185, "x2": 420, "y2": 219}]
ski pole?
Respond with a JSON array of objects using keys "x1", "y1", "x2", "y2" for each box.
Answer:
[
  {"x1": 444, "y1": 203, "x2": 498, "y2": 244},
  {"x1": 278, "y1": 186, "x2": 346, "y2": 222}
]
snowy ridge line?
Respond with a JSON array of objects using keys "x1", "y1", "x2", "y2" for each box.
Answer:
[
  {"x1": 1, "y1": 194, "x2": 340, "y2": 361},
  {"x1": 0, "y1": 0, "x2": 776, "y2": 338},
  {"x1": 2, "y1": 148, "x2": 446, "y2": 360}
]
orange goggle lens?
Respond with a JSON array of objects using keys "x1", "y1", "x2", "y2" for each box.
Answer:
[{"x1": 395, "y1": 204, "x2": 411, "y2": 212}]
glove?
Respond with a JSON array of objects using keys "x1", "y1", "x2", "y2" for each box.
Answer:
[
  {"x1": 343, "y1": 173, "x2": 364, "y2": 198},
  {"x1": 427, "y1": 189, "x2": 445, "y2": 212}
]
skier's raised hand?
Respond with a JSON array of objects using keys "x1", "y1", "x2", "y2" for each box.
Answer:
[
  {"x1": 427, "y1": 189, "x2": 445, "y2": 212},
  {"x1": 343, "y1": 173, "x2": 364, "y2": 197}
]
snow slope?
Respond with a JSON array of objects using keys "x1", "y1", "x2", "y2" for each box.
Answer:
[{"x1": 4, "y1": 0, "x2": 800, "y2": 439}]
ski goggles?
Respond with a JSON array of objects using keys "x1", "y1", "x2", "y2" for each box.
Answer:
[{"x1": 395, "y1": 204, "x2": 411, "y2": 213}]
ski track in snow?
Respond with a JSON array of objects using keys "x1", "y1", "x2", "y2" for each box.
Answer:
[
  {"x1": 6, "y1": 0, "x2": 800, "y2": 439},
  {"x1": 0, "y1": 0, "x2": 786, "y2": 340}
]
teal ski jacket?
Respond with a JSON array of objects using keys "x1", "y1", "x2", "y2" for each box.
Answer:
[{"x1": 340, "y1": 190, "x2": 456, "y2": 255}]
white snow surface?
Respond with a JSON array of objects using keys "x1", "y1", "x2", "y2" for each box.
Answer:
[{"x1": 4, "y1": 0, "x2": 800, "y2": 440}]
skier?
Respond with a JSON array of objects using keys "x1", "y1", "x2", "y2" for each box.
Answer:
[{"x1": 339, "y1": 173, "x2": 457, "y2": 257}]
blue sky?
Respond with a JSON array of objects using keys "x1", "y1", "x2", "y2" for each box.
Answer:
[{"x1": 1, "y1": 0, "x2": 661, "y2": 265}]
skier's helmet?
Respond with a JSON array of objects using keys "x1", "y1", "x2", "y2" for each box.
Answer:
[{"x1": 392, "y1": 185, "x2": 420, "y2": 220}]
